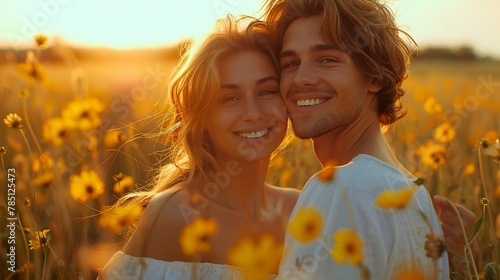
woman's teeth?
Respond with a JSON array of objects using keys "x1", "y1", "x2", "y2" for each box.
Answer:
[{"x1": 238, "y1": 129, "x2": 268, "y2": 139}]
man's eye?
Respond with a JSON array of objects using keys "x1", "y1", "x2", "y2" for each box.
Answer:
[
  {"x1": 259, "y1": 89, "x2": 279, "y2": 96},
  {"x1": 223, "y1": 95, "x2": 239, "y2": 102},
  {"x1": 281, "y1": 60, "x2": 299, "y2": 69},
  {"x1": 319, "y1": 57, "x2": 338, "y2": 63}
]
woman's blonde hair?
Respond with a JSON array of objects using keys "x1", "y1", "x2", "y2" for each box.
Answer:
[
  {"x1": 264, "y1": 0, "x2": 416, "y2": 125},
  {"x1": 116, "y1": 16, "x2": 282, "y2": 210}
]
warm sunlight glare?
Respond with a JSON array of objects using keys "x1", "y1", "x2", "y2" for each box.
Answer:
[{"x1": 1, "y1": 0, "x2": 265, "y2": 49}]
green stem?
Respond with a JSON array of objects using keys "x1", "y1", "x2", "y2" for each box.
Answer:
[
  {"x1": 16, "y1": 213, "x2": 30, "y2": 280},
  {"x1": 22, "y1": 98, "x2": 43, "y2": 155},
  {"x1": 19, "y1": 129, "x2": 39, "y2": 230},
  {"x1": 477, "y1": 147, "x2": 498, "y2": 263},
  {"x1": 441, "y1": 197, "x2": 479, "y2": 280}
]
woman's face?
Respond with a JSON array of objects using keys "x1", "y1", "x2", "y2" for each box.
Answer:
[{"x1": 205, "y1": 50, "x2": 288, "y2": 163}]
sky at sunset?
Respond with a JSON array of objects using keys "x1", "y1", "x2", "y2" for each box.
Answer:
[{"x1": 1, "y1": 0, "x2": 499, "y2": 58}]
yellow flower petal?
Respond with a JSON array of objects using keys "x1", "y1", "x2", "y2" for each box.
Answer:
[
  {"x1": 178, "y1": 217, "x2": 219, "y2": 256},
  {"x1": 330, "y1": 228, "x2": 364, "y2": 266},
  {"x1": 288, "y1": 206, "x2": 324, "y2": 244},
  {"x1": 374, "y1": 187, "x2": 415, "y2": 210}
]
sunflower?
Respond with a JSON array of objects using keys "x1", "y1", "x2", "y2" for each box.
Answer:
[
  {"x1": 4, "y1": 113, "x2": 24, "y2": 129},
  {"x1": 330, "y1": 228, "x2": 364, "y2": 266},
  {"x1": 99, "y1": 202, "x2": 143, "y2": 234},
  {"x1": 287, "y1": 206, "x2": 324, "y2": 244},
  {"x1": 228, "y1": 233, "x2": 283, "y2": 276},
  {"x1": 374, "y1": 187, "x2": 415, "y2": 210},
  {"x1": 28, "y1": 229, "x2": 51, "y2": 250},
  {"x1": 434, "y1": 122, "x2": 456, "y2": 143},
  {"x1": 179, "y1": 217, "x2": 219, "y2": 257},
  {"x1": 61, "y1": 98, "x2": 104, "y2": 130},
  {"x1": 419, "y1": 140, "x2": 447, "y2": 169},
  {"x1": 43, "y1": 117, "x2": 73, "y2": 146},
  {"x1": 69, "y1": 170, "x2": 105, "y2": 202}
]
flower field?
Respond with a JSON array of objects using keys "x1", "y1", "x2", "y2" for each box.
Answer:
[{"x1": 1, "y1": 37, "x2": 500, "y2": 279}]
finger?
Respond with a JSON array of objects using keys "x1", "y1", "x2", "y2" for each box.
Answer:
[{"x1": 433, "y1": 195, "x2": 450, "y2": 213}]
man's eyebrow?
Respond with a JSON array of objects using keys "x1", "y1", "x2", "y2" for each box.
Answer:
[
  {"x1": 279, "y1": 49, "x2": 296, "y2": 60},
  {"x1": 220, "y1": 76, "x2": 278, "y2": 89},
  {"x1": 279, "y1": 44, "x2": 341, "y2": 60},
  {"x1": 311, "y1": 43, "x2": 340, "y2": 52}
]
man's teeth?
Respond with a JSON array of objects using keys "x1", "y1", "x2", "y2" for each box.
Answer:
[
  {"x1": 238, "y1": 130, "x2": 268, "y2": 139},
  {"x1": 297, "y1": 99, "x2": 326, "y2": 106}
]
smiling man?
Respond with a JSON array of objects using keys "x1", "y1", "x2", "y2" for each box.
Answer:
[{"x1": 264, "y1": 0, "x2": 450, "y2": 279}]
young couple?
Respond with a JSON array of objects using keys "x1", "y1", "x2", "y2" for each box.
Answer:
[{"x1": 101, "y1": 0, "x2": 474, "y2": 279}]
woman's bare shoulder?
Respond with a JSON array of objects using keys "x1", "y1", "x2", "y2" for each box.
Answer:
[{"x1": 124, "y1": 187, "x2": 199, "y2": 261}]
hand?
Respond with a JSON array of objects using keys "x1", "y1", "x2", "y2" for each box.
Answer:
[{"x1": 433, "y1": 195, "x2": 477, "y2": 258}]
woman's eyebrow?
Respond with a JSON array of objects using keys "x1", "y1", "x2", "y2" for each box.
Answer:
[{"x1": 221, "y1": 76, "x2": 278, "y2": 89}]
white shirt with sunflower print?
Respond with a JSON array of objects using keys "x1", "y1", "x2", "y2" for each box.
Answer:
[{"x1": 278, "y1": 154, "x2": 449, "y2": 280}]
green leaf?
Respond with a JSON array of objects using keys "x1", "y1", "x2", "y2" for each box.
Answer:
[{"x1": 467, "y1": 215, "x2": 483, "y2": 244}]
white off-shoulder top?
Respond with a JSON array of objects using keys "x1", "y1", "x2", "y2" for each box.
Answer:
[{"x1": 100, "y1": 251, "x2": 277, "y2": 280}]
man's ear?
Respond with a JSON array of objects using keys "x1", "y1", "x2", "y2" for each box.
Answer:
[{"x1": 367, "y1": 79, "x2": 383, "y2": 93}]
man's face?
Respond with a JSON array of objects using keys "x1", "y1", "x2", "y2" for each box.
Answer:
[{"x1": 279, "y1": 16, "x2": 380, "y2": 139}]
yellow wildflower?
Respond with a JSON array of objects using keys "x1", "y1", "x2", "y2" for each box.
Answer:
[
  {"x1": 228, "y1": 233, "x2": 283, "y2": 276},
  {"x1": 35, "y1": 34, "x2": 48, "y2": 47},
  {"x1": 32, "y1": 153, "x2": 54, "y2": 173},
  {"x1": 374, "y1": 187, "x2": 415, "y2": 210},
  {"x1": 43, "y1": 117, "x2": 73, "y2": 146},
  {"x1": 99, "y1": 202, "x2": 143, "y2": 234},
  {"x1": 179, "y1": 217, "x2": 219, "y2": 257},
  {"x1": 419, "y1": 140, "x2": 447, "y2": 169},
  {"x1": 423, "y1": 97, "x2": 442, "y2": 115},
  {"x1": 104, "y1": 130, "x2": 125, "y2": 148},
  {"x1": 463, "y1": 163, "x2": 475, "y2": 176},
  {"x1": 0, "y1": 146, "x2": 6, "y2": 154},
  {"x1": 28, "y1": 229, "x2": 51, "y2": 250},
  {"x1": 434, "y1": 122, "x2": 456, "y2": 143},
  {"x1": 330, "y1": 228, "x2": 364, "y2": 266},
  {"x1": 33, "y1": 171, "x2": 56, "y2": 188},
  {"x1": 70, "y1": 170, "x2": 105, "y2": 202},
  {"x1": 288, "y1": 206, "x2": 324, "y2": 244},
  {"x1": 112, "y1": 173, "x2": 134, "y2": 193},
  {"x1": 318, "y1": 160, "x2": 336, "y2": 182},
  {"x1": 62, "y1": 98, "x2": 104, "y2": 130},
  {"x1": 4, "y1": 113, "x2": 24, "y2": 129},
  {"x1": 17, "y1": 51, "x2": 45, "y2": 82}
]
